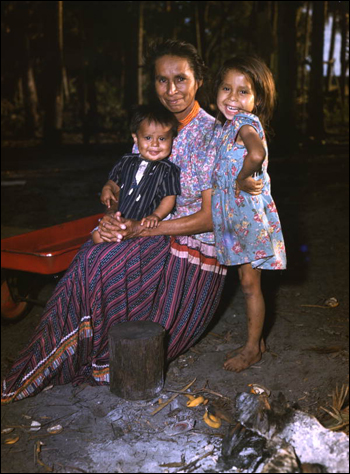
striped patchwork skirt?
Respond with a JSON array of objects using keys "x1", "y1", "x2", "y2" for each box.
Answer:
[{"x1": 1, "y1": 235, "x2": 227, "y2": 404}]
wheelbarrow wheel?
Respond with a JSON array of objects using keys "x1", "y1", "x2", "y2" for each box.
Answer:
[{"x1": 1, "y1": 280, "x2": 33, "y2": 323}]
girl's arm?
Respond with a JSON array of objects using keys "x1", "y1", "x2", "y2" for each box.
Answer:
[
  {"x1": 236, "y1": 125, "x2": 266, "y2": 195},
  {"x1": 98, "y1": 189, "x2": 213, "y2": 242}
]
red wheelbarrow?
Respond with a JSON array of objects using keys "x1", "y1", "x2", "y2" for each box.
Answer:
[{"x1": 1, "y1": 214, "x2": 103, "y2": 322}]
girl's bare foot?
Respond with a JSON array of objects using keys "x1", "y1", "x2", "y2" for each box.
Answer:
[
  {"x1": 225, "y1": 339, "x2": 266, "y2": 360},
  {"x1": 223, "y1": 345, "x2": 263, "y2": 372}
]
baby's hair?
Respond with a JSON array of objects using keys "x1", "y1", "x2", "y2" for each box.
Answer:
[
  {"x1": 130, "y1": 104, "x2": 178, "y2": 137},
  {"x1": 213, "y1": 55, "x2": 276, "y2": 129}
]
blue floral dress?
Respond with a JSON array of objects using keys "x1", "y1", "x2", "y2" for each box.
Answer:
[{"x1": 212, "y1": 112, "x2": 286, "y2": 269}]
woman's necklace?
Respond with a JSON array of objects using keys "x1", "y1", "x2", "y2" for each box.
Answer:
[{"x1": 178, "y1": 101, "x2": 200, "y2": 131}]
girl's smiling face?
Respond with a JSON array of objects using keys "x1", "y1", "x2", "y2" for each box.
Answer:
[{"x1": 217, "y1": 69, "x2": 256, "y2": 120}]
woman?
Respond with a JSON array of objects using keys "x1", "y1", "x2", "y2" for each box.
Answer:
[{"x1": 2, "y1": 40, "x2": 227, "y2": 404}]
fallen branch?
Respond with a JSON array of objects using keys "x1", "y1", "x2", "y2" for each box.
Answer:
[
  {"x1": 151, "y1": 378, "x2": 196, "y2": 416},
  {"x1": 301, "y1": 304, "x2": 335, "y2": 309},
  {"x1": 165, "y1": 379, "x2": 232, "y2": 401},
  {"x1": 174, "y1": 450, "x2": 215, "y2": 473},
  {"x1": 165, "y1": 388, "x2": 230, "y2": 400}
]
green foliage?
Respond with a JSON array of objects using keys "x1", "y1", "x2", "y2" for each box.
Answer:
[
  {"x1": 1, "y1": 100, "x2": 26, "y2": 138},
  {"x1": 96, "y1": 80, "x2": 129, "y2": 135}
]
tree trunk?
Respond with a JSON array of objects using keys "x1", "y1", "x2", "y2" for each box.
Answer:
[
  {"x1": 307, "y1": 1, "x2": 326, "y2": 140},
  {"x1": 43, "y1": 1, "x2": 64, "y2": 147},
  {"x1": 16, "y1": 77, "x2": 24, "y2": 105},
  {"x1": 138, "y1": 1, "x2": 144, "y2": 105},
  {"x1": 326, "y1": 11, "x2": 337, "y2": 92},
  {"x1": 339, "y1": 1, "x2": 349, "y2": 108},
  {"x1": 195, "y1": 2, "x2": 206, "y2": 60},
  {"x1": 250, "y1": 1, "x2": 274, "y2": 66},
  {"x1": 300, "y1": 1, "x2": 312, "y2": 96},
  {"x1": 22, "y1": 35, "x2": 39, "y2": 137},
  {"x1": 273, "y1": 1, "x2": 299, "y2": 151},
  {"x1": 123, "y1": 11, "x2": 138, "y2": 111},
  {"x1": 120, "y1": 50, "x2": 126, "y2": 106},
  {"x1": 109, "y1": 321, "x2": 165, "y2": 400},
  {"x1": 62, "y1": 66, "x2": 70, "y2": 103},
  {"x1": 269, "y1": 1, "x2": 279, "y2": 75}
]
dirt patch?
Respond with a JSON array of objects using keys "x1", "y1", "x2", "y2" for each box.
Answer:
[{"x1": 1, "y1": 137, "x2": 349, "y2": 472}]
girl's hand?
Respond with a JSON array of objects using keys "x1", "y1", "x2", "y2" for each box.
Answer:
[
  {"x1": 236, "y1": 177, "x2": 263, "y2": 196},
  {"x1": 98, "y1": 212, "x2": 144, "y2": 243}
]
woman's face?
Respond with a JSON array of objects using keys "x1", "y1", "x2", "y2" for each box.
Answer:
[{"x1": 154, "y1": 55, "x2": 202, "y2": 121}]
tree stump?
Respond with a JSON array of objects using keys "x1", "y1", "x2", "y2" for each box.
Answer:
[{"x1": 108, "y1": 321, "x2": 166, "y2": 400}]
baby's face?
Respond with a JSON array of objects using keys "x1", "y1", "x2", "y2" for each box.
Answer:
[{"x1": 132, "y1": 120, "x2": 173, "y2": 161}]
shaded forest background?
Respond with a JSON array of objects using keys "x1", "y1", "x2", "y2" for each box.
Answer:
[{"x1": 1, "y1": 1, "x2": 349, "y2": 152}]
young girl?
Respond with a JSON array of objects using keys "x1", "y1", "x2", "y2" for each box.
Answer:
[{"x1": 211, "y1": 55, "x2": 286, "y2": 372}]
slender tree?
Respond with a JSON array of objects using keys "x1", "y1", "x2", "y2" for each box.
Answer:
[
  {"x1": 308, "y1": 1, "x2": 326, "y2": 139},
  {"x1": 22, "y1": 34, "x2": 39, "y2": 137},
  {"x1": 339, "y1": 1, "x2": 349, "y2": 110},
  {"x1": 326, "y1": 5, "x2": 338, "y2": 92},
  {"x1": 195, "y1": 2, "x2": 206, "y2": 60},
  {"x1": 273, "y1": 1, "x2": 299, "y2": 150},
  {"x1": 138, "y1": 1, "x2": 144, "y2": 105},
  {"x1": 43, "y1": 1, "x2": 64, "y2": 146}
]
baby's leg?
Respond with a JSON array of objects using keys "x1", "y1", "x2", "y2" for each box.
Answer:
[{"x1": 224, "y1": 264, "x2": 265, "y2": 372}]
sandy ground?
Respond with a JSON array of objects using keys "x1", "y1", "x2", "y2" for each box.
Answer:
[{"x1": 1, "y1": 135, "x2": 349, "y2": 473}]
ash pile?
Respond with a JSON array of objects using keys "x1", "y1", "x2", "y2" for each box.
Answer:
[{"x1": 219, "y1": 390, "x2": 349, "y2": 473}]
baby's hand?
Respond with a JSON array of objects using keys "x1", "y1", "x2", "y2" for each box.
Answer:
[
  {"x1": 101, "y1": 186, "x2": 118, "y2": 208},
  {"x1": 140, "y1": 214, "x2": 161, "y2": 228},
  {"x1": 92, "y1": 229, "x2": 104, "y2": 244},
  {"x1": 236, "y1": 177, "x2": 263, "y2": 196}
]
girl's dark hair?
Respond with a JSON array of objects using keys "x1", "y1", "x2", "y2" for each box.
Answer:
[
  {"x1": 130, "y1": 104, "x2": 178, "y2": 137},
  {"x1": 144, "y1": 39, "x2": 209, "y2": 107},
  {"x1": 213, "y1": 55, "x2": 276, "y2": 130}
]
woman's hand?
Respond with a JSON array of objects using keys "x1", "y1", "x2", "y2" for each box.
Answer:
[
  {"x1": 98, "y1": 189, "x2": 213, "y2": 242},
  {"x1": 98, "y1": 212, "x2": 144, "y2": 243}
]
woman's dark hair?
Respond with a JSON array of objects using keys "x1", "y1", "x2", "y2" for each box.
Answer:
[
  {"x1": 145, "y1": 39, "x2": 208, "y2": 83},
  {"x1": 144, "y1": 39, "x2": 209, "y2": 107},
  {"x1": 130, "y1": 104, "x2": 178, "y2": 137},
  {"x1": 213, "y1": 55, "x2": 276, "y2": 130}
]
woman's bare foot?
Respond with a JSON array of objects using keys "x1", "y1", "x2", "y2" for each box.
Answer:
[
  {"x1": 225, "y1": 339, "x2": 266, "y2": 360},
  {"x1": 223, "y1": 345, "x2": 263, "y2": 372}
]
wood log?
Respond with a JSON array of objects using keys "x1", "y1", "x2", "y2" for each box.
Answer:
[{"x1": 108, "y1": 321, "x2": 166, "y2": 400}]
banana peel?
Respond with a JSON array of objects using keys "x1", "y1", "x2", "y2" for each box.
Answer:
[
  {"x1": 185, "y1": 394, "x2": 208, "y2": 407},
  {"x1": 184, "y1": 394, "x2": 196, "y2": 402},
  {"x1": 203, "y1": 409, "x2": 222, "y2": 429},
  {"x1": 248, "y1": 383, "x2": 271, "y2": 397}
]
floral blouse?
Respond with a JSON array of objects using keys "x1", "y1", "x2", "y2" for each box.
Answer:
[{"x1": 134, "y1": 108, "x2": 221, "y2": 244}]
